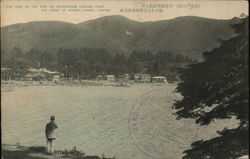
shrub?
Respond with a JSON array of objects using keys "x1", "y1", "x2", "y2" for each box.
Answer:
[
  {"x1": 56, "y1": 147, "x2": 85, "y2": 159},
  {"x1": 28, "y1": 146, "x2": 47, "y2": 153}
]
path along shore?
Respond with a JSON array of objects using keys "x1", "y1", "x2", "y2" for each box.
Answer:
[{"x1": 1, "y1": 80, "x2": 132, "y2": 92}]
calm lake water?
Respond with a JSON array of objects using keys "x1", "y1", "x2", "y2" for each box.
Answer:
[{"x1": 1, "y1": 84, "x2": 238, "y2": 159}]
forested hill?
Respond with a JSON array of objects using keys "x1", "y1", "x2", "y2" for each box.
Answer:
[{"x1": 1, "y1": 15, "x2": 240, "y2": 61}]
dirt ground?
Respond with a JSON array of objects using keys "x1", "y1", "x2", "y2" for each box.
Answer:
[{"x1": 2, "y1": 144, "x2": 102, "y2": 159}]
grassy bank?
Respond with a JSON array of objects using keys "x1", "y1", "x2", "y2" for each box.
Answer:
[{"x1": 2, "y1": 144, "x2": 116, "y2": 159}]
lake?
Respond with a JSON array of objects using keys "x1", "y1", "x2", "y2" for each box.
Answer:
[{"x1": 1, "y1": 84, "x2": 238, "y2": 159}]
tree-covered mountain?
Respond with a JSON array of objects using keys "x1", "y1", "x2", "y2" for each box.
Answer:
[{"x1": 1, "y1": 15, "x2": 240, "y2": 61}]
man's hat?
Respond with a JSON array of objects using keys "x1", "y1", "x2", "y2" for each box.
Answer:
[{"x1": 50, "y1": 115, "x2": 55, "y2": 121}]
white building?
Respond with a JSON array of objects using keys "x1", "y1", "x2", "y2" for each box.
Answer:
[
  {"x1": 106, "y1": 75, "x2": 115, "y2": 82},
  {"x1": 152, "y1": 76, "x2": 168, "y2": 83},
  {"x1": 134, "y1": 73, "x2": 151, "y2": 82}
]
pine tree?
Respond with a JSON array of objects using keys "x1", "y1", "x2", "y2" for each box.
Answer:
[{"x1": 173, "y1": 17, "x2": 249, "y2": 159}]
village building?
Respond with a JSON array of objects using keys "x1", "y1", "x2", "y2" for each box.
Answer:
[
  {"x1": 117, "y1": 74, "x2": 129, "y2": 82},
  {"x1": 24, "y1": 74, "x2": 33, "y2": 81},
  {"x1": 152, "y1": 76, "x2": 168, "y2": 83},
  {"x1": 52, "y1": 75, "x2": 60, "y2": 82},
  {"x1": 1, "y1": 68, "x2": 28, "y2": 81},
  {"x1": 134, "y1": 73, "x2": 151, "y2": 82},
  {"x1": 27, "y1": 68, "x2": 60, "y2": 81},
  {"x1": 106, "y1": 75, "x2": 115, "y2": 82},
  {"x1": 1, "y1": 68, "x2": 12, "y2": 80}
]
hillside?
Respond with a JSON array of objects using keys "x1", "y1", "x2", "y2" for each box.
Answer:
[{"x1": 1, "y1": 15, "x2": 240, "y2": 61}]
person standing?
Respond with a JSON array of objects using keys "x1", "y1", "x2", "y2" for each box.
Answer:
[{"x1": 45, "y1": 115, "x2": 58, "y2": 154}]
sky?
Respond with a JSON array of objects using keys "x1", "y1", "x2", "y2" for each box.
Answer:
[{"x1": 1, "y1": 0, "x2": 249, "y2": 27}]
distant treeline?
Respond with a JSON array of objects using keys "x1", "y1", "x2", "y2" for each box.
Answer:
[{"x1": 1, "y1": 47, "x2": 197, "y2": 79}]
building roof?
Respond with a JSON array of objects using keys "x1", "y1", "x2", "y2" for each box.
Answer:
[
  {"x1": 25, "y1": 74, "x2": 33, "y2": 77},
  {"x1": 27, "y1": 68, "x2": 59, "y2": 74},
  {"x1": 1, "y1": 68, "x2": 12, "y2": 71},
  {"x1": 152, "y1": 76, "x2": 166, "y2": 79}
]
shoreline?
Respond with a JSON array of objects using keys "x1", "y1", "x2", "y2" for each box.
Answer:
[
  {"x1": 1, "y1": 80, "x2": 174, "y2": 92},
  {"x1": 2, "y1": 144, "x2": 116, "y2": 159},
  {"x1": 2, "y1": 144, "x2": 248, "y2": 159},
  {"x1": 1, "y1": 80, "x2": 131, "y2": 91}
]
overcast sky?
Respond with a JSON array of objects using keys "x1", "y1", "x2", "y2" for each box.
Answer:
[{"x1": 1, "y1": 0, "x2": 248, "y2": 27}]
